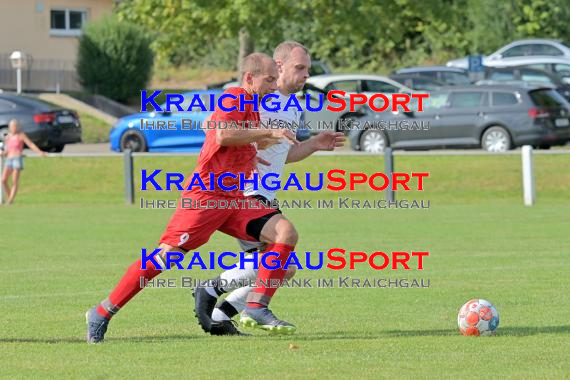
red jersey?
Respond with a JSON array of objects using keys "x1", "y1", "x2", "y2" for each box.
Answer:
[{"x1": 184, "y1": 87, "x2": 260, "y2": 198}]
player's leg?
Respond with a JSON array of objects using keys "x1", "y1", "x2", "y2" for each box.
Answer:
[
  {"x1": 240, "y1": 213, "x2": 299, "y2": 333},
  {"x1": 196, "y1": 201, "x2": 298, "y2": 334},
  {"x1": 86, "y1": 242, "x2": 184, "y2": 343},
  {"x1": 7, "y1": 167, "x2": 21, "y2": 204},
  {"x1": 194, "y1": 242, "x2": 262, "y2": 335},
  {"x1": 1, "y1": 165, "x2": 12, "y2": 203},
  {"x1": 86, "y1": 204, "x2": 226, "y2": 343}
]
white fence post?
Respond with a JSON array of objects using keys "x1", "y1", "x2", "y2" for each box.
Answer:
[{"x1": 521, "y1": 145, "x2": 535, "y2": 206}]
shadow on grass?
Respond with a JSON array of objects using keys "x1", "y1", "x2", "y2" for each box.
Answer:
[
  {"x1": 2, "y1": 325, "x2": 569, "y2": 344},
  {"x1": 0, "y1": 335, "x2": 203, "y2": 345}
]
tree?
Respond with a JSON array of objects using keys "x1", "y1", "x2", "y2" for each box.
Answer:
[{"x1": 116, "y1": 0, "x2": 292, "y2": 70}]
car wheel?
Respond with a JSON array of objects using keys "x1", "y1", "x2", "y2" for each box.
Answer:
[
  {"x1": 360, "y1": 129, "x2": 387, "y2": 153},
  {"x1": 48, "y1": 145, "x2": 65, "y2": 153},
  {"x1": 537, "y1": 145, "x2": 551, "y2": 150},
  {"x1": 120, "y1": 130, "x2": 147, "y2": 152},
  {"x1": 481, "y1": 126, "x2": 511, "y2": 153}
]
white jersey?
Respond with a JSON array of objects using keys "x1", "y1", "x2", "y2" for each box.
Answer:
[{"x1": 243, "y1": 90, "x2": 301, "y2": 201}]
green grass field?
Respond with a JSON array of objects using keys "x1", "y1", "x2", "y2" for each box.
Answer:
[{"x1": 1, "y1": 155, "x2": 569, "y2": 379}]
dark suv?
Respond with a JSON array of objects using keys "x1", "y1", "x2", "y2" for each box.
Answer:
[
  {"x1": 0, "y1": 93, "x2": 81, "y2": 152},
  {"x1": 349, "y1": 84, "x2": 570, "y2": 152}
]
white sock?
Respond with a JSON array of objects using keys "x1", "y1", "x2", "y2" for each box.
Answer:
[
  {"x1": 219, "y1": 255, "x2": 258, "y2": 293},
  {"x1": 212, "y1": 286, "x2": 252, "y2": 321},
  {"x1": 211, "y1": 308, "x2": 231, "y2": 321}
]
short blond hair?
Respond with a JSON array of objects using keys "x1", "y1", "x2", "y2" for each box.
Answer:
[
  {"x1": 8, "y1": 119, "x2": 20, "y2": 132},
  {"x1": 273, "y1": 41, "x2": 310, "y2": 62}
]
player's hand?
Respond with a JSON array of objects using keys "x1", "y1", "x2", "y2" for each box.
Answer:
[
  {"x1": 256, "y1": 138, "x2": 275, "y2": 150},
  {"x1": 313, "y1": 131, "x2": 345, "y2": 151},
  {"x1": 40, "y1": 152, "x2": 48, "y2": 157},
  {"x1": 257, "y1": 129, "x2": 298, "y2": 149}
]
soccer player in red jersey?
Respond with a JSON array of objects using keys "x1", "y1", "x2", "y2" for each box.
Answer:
[
  {"x1": 86, "y1": 53, "x2": 300, "y2": 343},
  {"x1": 195, "y1": 41, "x2": 345, "y2": 336}
]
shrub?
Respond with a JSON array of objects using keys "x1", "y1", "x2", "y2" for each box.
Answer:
[{"x1": 77, "y1": 16, "x2": 154, "y2": 103}]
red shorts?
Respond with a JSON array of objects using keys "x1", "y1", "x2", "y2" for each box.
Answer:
[{"x1": 159, "y1": 192, "x2": 279, "y2": 251}]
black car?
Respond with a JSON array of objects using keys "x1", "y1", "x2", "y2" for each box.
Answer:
[
  {"x1": 482, "y1": 66, "x2": 570, "y2": 101},
  {"x1": 393, "y1": 66, "x2": 472, "y2": 86},
  {"x1": 0, "y1": 93, "x2": 81, "y2": 152},
  {"x1": 349, "y1": 84, "x2": 570, "y2": 153}
]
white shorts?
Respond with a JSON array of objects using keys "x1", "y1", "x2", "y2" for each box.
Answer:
[{"x1": 237, "y1": 239, "x2": 266, "y2": 253}]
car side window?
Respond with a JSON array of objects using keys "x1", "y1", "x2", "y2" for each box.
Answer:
[
  {"x1": 442, "y1": 72, "x2": 471, "y2": 85},
  {"x1": 413, "y1": 78, "x2": 442, "y2": 91},
  {"x1": 163, "y1": 93, "x2": 221, "y2": 112},
  {"x1": 0, "y1": 99, "x2": 16, "y2": 112},
  {"x1": 530, "y1": 44, "x2": 563, "y2": 56},
  {"x1": 501, "y1": 45, "x2": 529, "y2": 58},
  {"x1": 553, "y1": 64, "x2": 570, "y2": 76},
  {"x1": 527, "y1": 63, "x2": 548, "y2": 70},
  {"x1": 363, "y1": 80, "x2": 399, "y2": 93},
  {"x1": 520, "y1": 70, "x2": 553, "y2": 84},
  {"x1": 325, "y1": 80, "x2": 359, "y2": 93},
  {"x1": 489, "y1": 71, "x2": 515, "y2": 81},
  {"x1": 449, "y1": 92, "x2": 484, "y2": 108},
  {"x1": 492, "y1": 92, "x2": 519, "y2": 106},
  {"x1": 419, "y1": 92, "x2": 450, "y2": 111},
  {"x1": 418, "y1": 71, "x2": 438, "y2": 79}
]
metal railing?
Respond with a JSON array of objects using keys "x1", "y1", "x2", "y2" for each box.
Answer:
[{"x1": 0, "y1": 53, "x2": 81, "y2": 93}]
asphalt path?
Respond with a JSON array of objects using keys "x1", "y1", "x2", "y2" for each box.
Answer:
[{"x1": 45, "y1": 142, "x2": 570, "y2": 157}]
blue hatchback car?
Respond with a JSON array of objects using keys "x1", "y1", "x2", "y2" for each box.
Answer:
[
  {"x1": 110, "y1": 89, "x2": 223, "y2": 152},
  {"x1": 110, "y1": 89, "x2": 310, "y2": 152}
]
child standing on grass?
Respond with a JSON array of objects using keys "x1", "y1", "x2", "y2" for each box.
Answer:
[{"x1": 1, "y1": 119, "x2": 47, "y2": 205}]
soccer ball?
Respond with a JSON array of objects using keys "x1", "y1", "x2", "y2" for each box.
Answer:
[{"x1": 457, "y1": 299, "x2": 499, "y2": 336}]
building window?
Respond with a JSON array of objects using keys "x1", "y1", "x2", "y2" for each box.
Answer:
[{"x1": 50, "y1": 9, "x2": 88, "y2": 36}]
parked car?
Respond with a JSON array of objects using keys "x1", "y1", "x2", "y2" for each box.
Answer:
[
  {"x1": 392, "y1": 66, "x2": 471, "y2": 86},
  {"x1": 303, "y1": 74, "x2": 417, "y2": 132},
  {"x1": 0, "y1": 93, "x2": 81, "y2": 152},
  {"x1": 110, "y1": 89, "x2": 310, "y2": 152},
  {"x1": 349, "y1": 84, "x2": 570, "y2": 153},
  {"x1": 482, "y1": 56, "x2": 570, "y2": 83},
  {"x1": 447, "y1": 39, "x2": 570, "y2": 70},
  {"x1": 480, "y1": 66, "x2": 570, "y2": 101},
  {"x1": 110, "y1": 89, "x2": 222, "y2": 152},
  {"x1": 389, "y1": 74, "x2": 446, "y2": 91}
]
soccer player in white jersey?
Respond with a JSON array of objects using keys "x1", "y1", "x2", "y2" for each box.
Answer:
[{"x1": 194, "y1": 41, "x2": 345, "y2": 335}]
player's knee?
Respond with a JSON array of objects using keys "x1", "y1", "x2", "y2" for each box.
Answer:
[
  {"x1": 276, "y1": 220, "x2": 298, "y2": 246},
  {"x1": 284, "y1": 265, "x2": 297, "y2": 280},
  {"x1": 157, "y1": 243, "x2": 186, "y2": 268}
]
